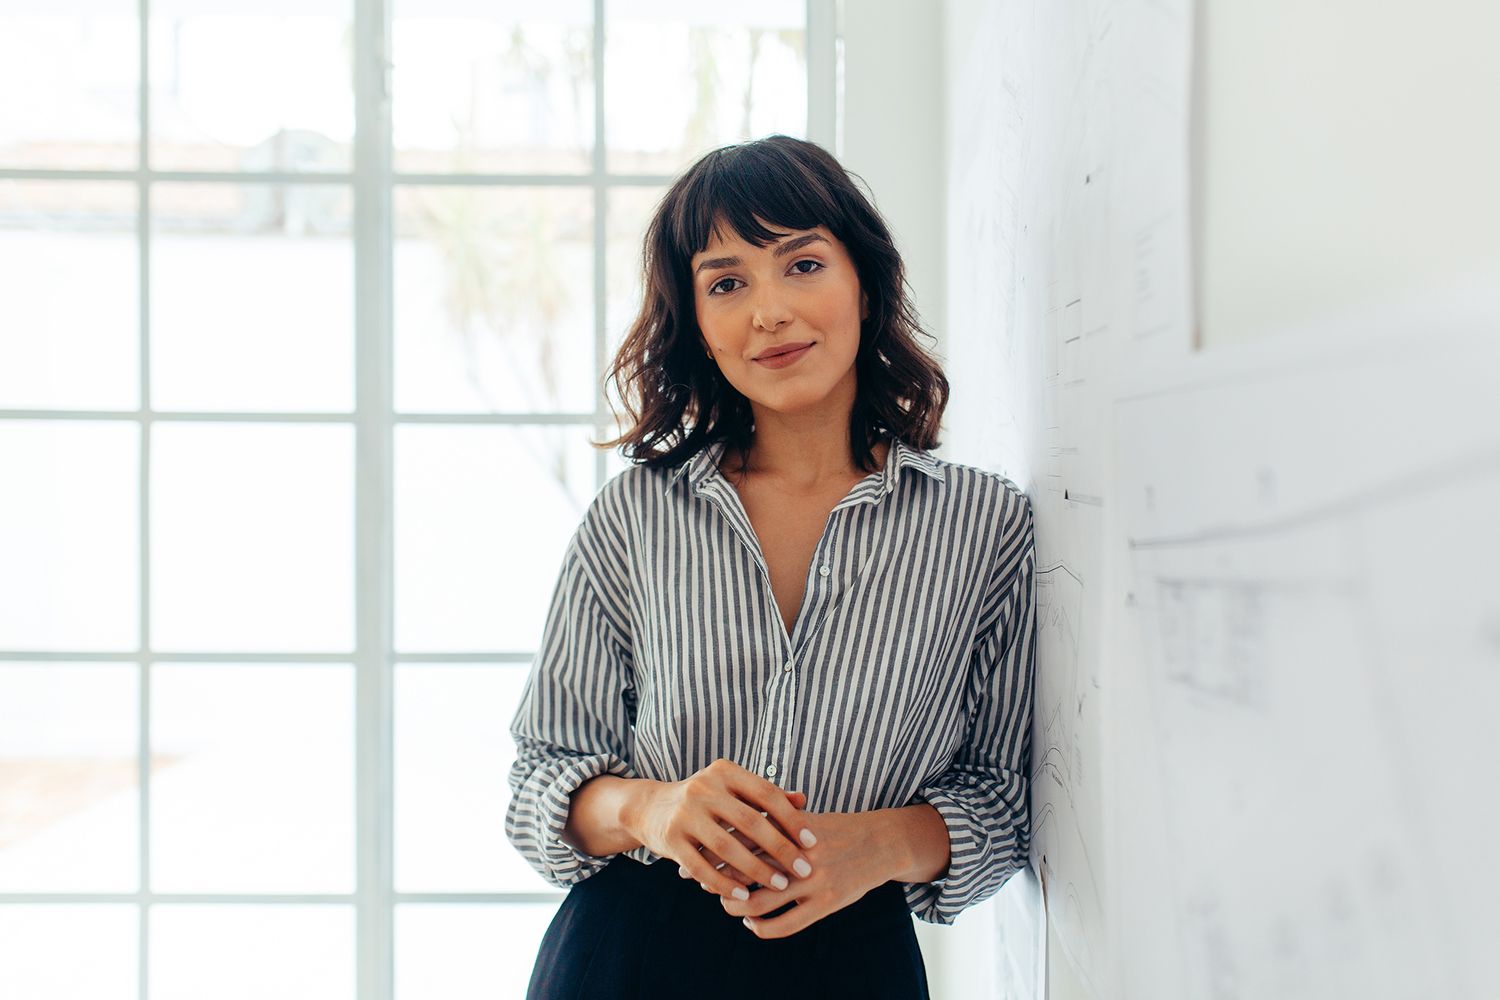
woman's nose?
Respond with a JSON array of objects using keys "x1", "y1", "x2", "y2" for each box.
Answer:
[{"x1": 750, "y1": 285, "x2": 793, "y2": 331}]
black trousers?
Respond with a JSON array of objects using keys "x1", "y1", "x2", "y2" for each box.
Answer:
[{"x1": 526, "y1": 855, "x2": 931, "y2": 999}]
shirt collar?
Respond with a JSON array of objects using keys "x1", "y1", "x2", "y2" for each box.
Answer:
[{"x1": 663, "y1": 436, "x2": 944, "y2": 496}]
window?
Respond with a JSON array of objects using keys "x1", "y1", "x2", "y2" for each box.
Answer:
[{"x1": 0, "y1": 1, "x2": 827, "y2": 995}]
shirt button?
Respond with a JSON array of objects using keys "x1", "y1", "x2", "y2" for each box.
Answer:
[
  {"x1": 766, "y1": 764, "x2": 778, "y2": 777},
  {"x1": 818, "y1": 564, "x2": 830, "y2": 576},
  {"x1": 783, "y1": 660, "x2": 793, "y2": 673}
]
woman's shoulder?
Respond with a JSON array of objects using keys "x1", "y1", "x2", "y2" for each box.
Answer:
[
  {"x1": 573, "y1": 461, "x2": 674, "y2": 543},
  {"x1": 919, "y1": 451, "x2": 1031, "y2": 515},
  {"x1": 921, "y1": 459, "x2": 1035, "y2": 602},
  {"x1": 594, "y1": 460, "x2": 670, "y2": 509}
]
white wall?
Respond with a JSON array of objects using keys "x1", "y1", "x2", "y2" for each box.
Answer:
[
  {"x1": 836, "y1": 0, "x2": 947, "y2": 364},
  {"x1": 1196, "y1": 0, "x2": 1500, "y2": 344}
]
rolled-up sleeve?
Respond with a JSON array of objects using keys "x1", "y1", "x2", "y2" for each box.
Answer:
[
  {"x1": 903, "y1": 490, "x2": 1037, "y2": 924},
  {"x1": 505, "y1": 511, "x2": 638, "y2": 889}
]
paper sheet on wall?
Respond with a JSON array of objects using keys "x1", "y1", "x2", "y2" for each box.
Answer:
[{"x1": 1108, "y1": 272, "x2": 1500, "y2": 999}]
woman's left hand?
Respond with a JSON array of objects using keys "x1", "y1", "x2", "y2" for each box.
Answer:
[{"x1": 703, "y1": 806, "x2": 901, "y2": 940}]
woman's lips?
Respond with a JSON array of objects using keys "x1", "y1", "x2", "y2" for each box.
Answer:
[{"x1": 753, "y1": 343, "x2": 813, "y2": 369}]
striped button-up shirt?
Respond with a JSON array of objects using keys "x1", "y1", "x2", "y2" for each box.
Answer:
[{"x1": 505, "y1": 435, "x2": 1037, "y2": 925}]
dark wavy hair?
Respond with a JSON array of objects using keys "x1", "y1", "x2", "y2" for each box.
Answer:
[{"x1": 595, "y1": 134, "x2": 949, "y2": 479}]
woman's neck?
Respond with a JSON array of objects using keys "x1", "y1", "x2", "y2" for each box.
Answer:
[{"x1": 721, "y1": 434, "x2": 889, "y2": 492}]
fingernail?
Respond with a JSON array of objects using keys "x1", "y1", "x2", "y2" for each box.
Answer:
[
  {"x1": 770, "y1": 873, "x2": 788, "y2": 890},
  {"x1": 700, "y1": 882, "x2": 710, "y2": 891},
  {"x1": 732, "y1": 886, "x2": 749, "y2": 901},
  {"x1": 799, "y1": 828, "x2": 817, "y2": 847},
  {"x1": 742, "y1": 917, "x2": 755, "y2": 931},
  {"x1": 678, "y1": 866, "x2": 690, "y2": 879},
  {"x1": 793, "y1": 858, "x2": 812, "y2": 878}
]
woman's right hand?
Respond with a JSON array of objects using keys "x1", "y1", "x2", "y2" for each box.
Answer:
[{"x1": 627, "y1": 758, "x2": 816, "y2": 901}]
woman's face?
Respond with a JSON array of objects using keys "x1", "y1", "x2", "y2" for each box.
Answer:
[{"x1": 690, "y1": 218, "x2": 868, "y2": 424}]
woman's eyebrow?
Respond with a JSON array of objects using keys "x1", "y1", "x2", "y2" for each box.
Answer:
[{"x1": 694, "y1": 232, "x2": 830, "y2": 274}]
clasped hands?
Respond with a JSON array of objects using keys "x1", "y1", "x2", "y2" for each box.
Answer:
[{"x1": 630, "y1": 758, "x2": 897, "y2": 940}]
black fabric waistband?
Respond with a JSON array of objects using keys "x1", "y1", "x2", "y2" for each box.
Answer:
[{"x1": 577, "y1": 854, "x2": 914, "y2": 938}]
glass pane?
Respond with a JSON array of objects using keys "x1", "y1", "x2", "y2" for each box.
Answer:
[
  {"x1": 605, "y1": 2, "x2": 807, "y2": 174},
  {"x1": 601, "y1": 425, "x2": 630, "y2": 481},
  {"x1": 394, "y1": 186, "x2": 594, "y2": 414},
  {"x1": 148, "y1": 0, "x2": 354, "y2": 173},
  {"x1": 394, "y1": 425, "x2": 595, "y2": 653},
  {"x1": 0, "y1": 664, "x2": 139, "y2": 892},
  {"x1": 0, "y1": 180, "x2": 138, "y2": 410},
  {"x1": 603, "y1": 185, "x2": 664, "y2": 435},
  {"x1": 604, "y1": 186, "x2": 663, "y2": 354},
  {"x1": 0, "y1": 421, "x2": 139, "y2": 651},
  {"x1": 150, "y1": 664, "x2": 353, "y2": 893},
  {"x1": 0, "y1": 5, "x2": 138, "y2": 170},
  {"x1": 0, "y1": 904, "x2": 137, "y2": 1000},
  {"x1": 150, "y1": 423, "x2": 353, "y2": 653},
  {"x1": 150, "y1": 904, "x2": 354, "y2": 1000},
  {"x1": 395, "y1": 902, "x2": 561, "y2": 1000},
  {"x1": 393, "y1": 0, "x2": 593, "y2": 174},
  {"x1": 150, "y1": 183, "x2": 354, "y2": 413},
  {"x1": 395, "y1": 664, "x2": 552, "y2": 892}
]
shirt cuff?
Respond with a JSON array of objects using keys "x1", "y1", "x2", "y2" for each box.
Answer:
[
  {"x1": 899, "y1": 781, "x2": 1026, "y2": 925},
  {"x1": 522, "y1": 751, "x2": 637, "y2": 888}
]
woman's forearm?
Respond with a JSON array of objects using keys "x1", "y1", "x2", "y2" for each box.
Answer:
[
  {"x1": 560, "y1": 774, "x2": 664, "y2": 857},
  {"x1": 878, "y1": 803, "x2": 952, "y2": 884}
]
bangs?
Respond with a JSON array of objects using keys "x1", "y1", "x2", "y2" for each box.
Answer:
[{"x1": 668, "y1": 143, "x2": 847, "y2": 261}]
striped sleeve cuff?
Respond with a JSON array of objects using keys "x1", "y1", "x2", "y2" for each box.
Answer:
[
  {"x1": 900, "y1": 769, "x2": 1029, "y2": 925},
  {"x1": 505, "y1": 745, "x2": 636, "y2": 888}
]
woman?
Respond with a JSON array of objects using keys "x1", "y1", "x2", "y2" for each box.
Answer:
[{"x1": 506, "y1": 134, "x2": 1037, "y2": 999}]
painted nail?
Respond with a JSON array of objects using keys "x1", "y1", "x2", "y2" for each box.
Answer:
[
  {"x1": 770, "y1": 873, "x2": 789, "y2": 890},
  {"x1": 799, "y1": 828, "x2": 817, "y2": 847},
  {"x1": 793, "y1": 858, "x2": 812, "y2": 878},
  {"x1": 742, "y1": 917, "x2": 755, "y2": 931},
  {"x1": 700, "y1": 882, "x2": 710, "y2": 891},
  {"x1": 732, "y1": 886, "x2": 749, "y2": 901},
  {"x1": 678, "y1": 866, "x2": 691, "y2": 879}
]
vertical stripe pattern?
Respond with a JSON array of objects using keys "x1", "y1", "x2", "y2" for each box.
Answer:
[{"x1": 505, "y1": 436, "x2": 1037, "y2": 925}]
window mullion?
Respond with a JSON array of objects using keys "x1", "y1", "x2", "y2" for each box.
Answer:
[
  {"x1": 594, "y1": 0, "x2": 609, "y2": 488},
  {"x1": 352, "y1": 0, "x2": 396, "y2": 997},
  {"x1": 136, "y1": 0, "x2": 152, "y2": 996}
]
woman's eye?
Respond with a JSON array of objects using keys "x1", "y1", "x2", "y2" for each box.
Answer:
[{"x1": 707, "y1": 260, "x2": 821, "y2": 296}]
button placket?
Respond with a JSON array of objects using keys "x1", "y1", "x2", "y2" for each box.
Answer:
[
  {"x1": 791, "y1": 530, "x2": 839, "y2": 657},
  {"x1": 763, "y1": 654, "x2": 792, "y2": 784},
  {"x1": 766, "y1": 520, "x2": 847, "y2": 793}
]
